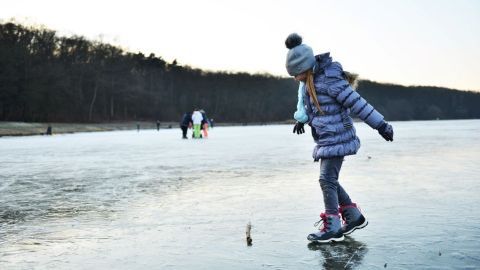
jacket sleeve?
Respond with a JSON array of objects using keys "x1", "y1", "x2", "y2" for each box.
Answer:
[
  {"x1": 326, "y1": 70, "x2": 384, "y2": 129},
  {"x1": 293, "y1": 82, "x2": 309, "y2": 123}
]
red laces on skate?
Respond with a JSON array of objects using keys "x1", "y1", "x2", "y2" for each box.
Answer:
[{"x1": 314, "y1": 213, "x2": 330, "y2": 232}]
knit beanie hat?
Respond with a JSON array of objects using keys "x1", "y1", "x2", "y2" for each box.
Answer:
[{"x1": 285, "y1": 33, "x2": 315, "y2": 76}]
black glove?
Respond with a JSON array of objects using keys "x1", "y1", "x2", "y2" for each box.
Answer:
[
  {"x1": 293, "y1": 121, "x2": 305, "y2": 135},
  {"x1": 378, "y1": 122, "x2": 394, "y2": 141}
]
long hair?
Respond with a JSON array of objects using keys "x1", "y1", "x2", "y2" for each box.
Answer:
[
  {"x1": 305, "y1": 69, "x2": 323, "y2": 114},
  {"x1": 343, "y1": 71, "x2": 359, "y2": 89}
]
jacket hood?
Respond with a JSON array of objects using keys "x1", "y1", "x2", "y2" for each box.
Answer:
[{"x1": 313, "y1": 52, "x2": 332, "y2": 74}]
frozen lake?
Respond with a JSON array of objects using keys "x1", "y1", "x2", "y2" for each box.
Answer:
[{"x1": 1, "y1": 120, "x2": 479, "y2": 269}]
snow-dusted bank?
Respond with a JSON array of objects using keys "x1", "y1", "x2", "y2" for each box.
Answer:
[
  {"x1": 0, "y1": 121, "x2": 291, "y2": 137},
  {"x1": 0, "y1": 121, "x2": 179, "y2": 137}
]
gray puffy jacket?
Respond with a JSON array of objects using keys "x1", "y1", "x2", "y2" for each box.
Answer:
[{"x1": 303, "y1": 53, "x2": 385, "y2": 160}]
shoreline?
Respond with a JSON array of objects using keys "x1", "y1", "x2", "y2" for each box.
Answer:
[
  {"x1": 0, "y1": 121, "x2": 172, "y2": 137},
  {"x1": 0, "y1": 121, "x2": 294, "y2": 137},
  {"x1": 1, "y1": 118, "x2": 477, "y2": 137}
]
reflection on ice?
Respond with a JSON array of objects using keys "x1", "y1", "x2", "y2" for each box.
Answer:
[{"x1": 308, "y1": 237, "x2": 368, "y2": 270}]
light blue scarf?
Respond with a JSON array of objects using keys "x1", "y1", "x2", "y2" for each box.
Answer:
[{"x1": 293, "y1": 82, "x2": 309, "y2": 123}]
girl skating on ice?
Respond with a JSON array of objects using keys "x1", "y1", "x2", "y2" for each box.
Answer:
[{"x1": 285, "y1": 33, "x2": 394, "y2": 243}]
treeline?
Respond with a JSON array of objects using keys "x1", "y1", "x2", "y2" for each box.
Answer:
[
  {"x1": 1, "y1": 22, "x2": 479, "y2": 123},
  {"x1": 357, "y1": 81, "x2": 480, "y2": 121}
]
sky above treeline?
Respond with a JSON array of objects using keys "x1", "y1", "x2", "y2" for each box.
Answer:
[{"x1": 1, "y1": 0, "x2": 479, "y2": 91}]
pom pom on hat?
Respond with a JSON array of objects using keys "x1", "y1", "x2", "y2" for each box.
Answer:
[
  {"x1": 285, "y1": 33, "x2": 302, "y2": 49},
  {"x1": 284, "y1": 33, "x2": 315, "y2": 76}
]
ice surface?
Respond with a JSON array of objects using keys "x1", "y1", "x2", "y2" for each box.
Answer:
[{"x1": 0, "y1": 120, "x2": 479, "y2": 269}]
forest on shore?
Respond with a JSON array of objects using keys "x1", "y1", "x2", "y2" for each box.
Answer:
[{"x1": 1, "y1": 22, "x2": 479, "y2": 123}]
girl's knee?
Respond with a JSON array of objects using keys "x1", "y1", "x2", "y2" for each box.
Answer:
[
  {"x1": 319, "y1": 178, "x2": 337, "y2": 189},
  {"x1": 319, "y1": 174, "x2": 338, "y2": 184}
]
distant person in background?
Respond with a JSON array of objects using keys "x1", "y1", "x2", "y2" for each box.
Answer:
[
  {"x1": 285, "y1": 33, "x2": 394, "y2": 243},
  {"x1": 210, "y1": 118, "x2": 215, "y2": 128},
  {"x1": 180, "y1": 112, "x2": 192, "y2": 139},
  {"x1": 200, "y1": 109, "x2": 210, "y2": 138},
  {"x1": 46, "y1": 125, "x2": 52, "y2": 135},
  {"x1": 137, "y1": 123, "x2": 140, "y2": 132},
  {"x1": 156, "y1": 120, "x2": 160, "y2": 131},
  {"x1": 191, "y1": 109, "x2": 203, "y2": 139}
]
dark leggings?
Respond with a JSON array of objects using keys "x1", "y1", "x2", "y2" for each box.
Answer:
[
  {"x1": 181, "y1": 126, "x2": 188, "y2": 138},
  {"x1": 319, "y1": 156, "x2": 352, "y2": 215}
]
